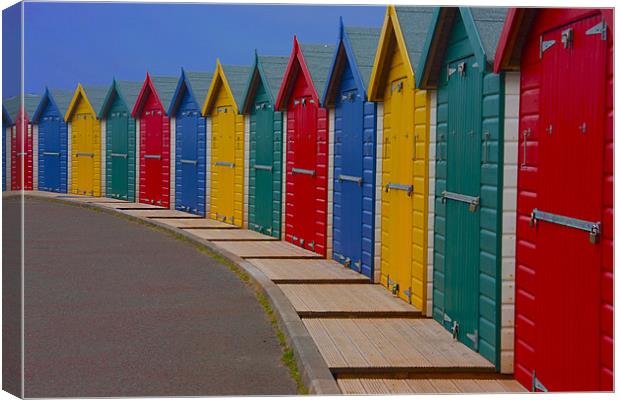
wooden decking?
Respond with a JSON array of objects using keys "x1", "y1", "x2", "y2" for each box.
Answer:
[
  {"x1": 303, "y1": 318, "x2": 494, "y2": 374},
  {"x1": 187, "y1": 229, "x2": 277, "y2": 241},
  {"x1": 120, "y1": 209, "x2": 202, "y2": 218},
  {"x1": 279, "y1": 284, "x2": 421, "y2": 318},
  {"x1": 338, "y1": 378, "x2": 525, "y2": 394},
  {"x1": 247, "y1": 259, "x2": 369, "y2": 284},
  {"x1": 215, "y1": 241, "x2": 322, "y2": 259},
  {"x1": 56, "y1": 195, "x2": 128, "y2": 203},
  {"x1": 152, "y1": 218, "x2": 237, "y2": 229},
  {"x1": 101, "y1": 202, "x2": 164, "y2": 209}
]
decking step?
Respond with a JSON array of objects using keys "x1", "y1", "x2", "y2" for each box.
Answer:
[
  {"x1": 152, "y1": 218, "x2": 238, "y2": 229},
  {"x1": 120, "y1": 209, "x2": 202, "y2": 218},
  {"x1": 101, "y1": 202, "x2": 164, "y2": 209},
  {"x1": 280, "y1": 284, "x2": 420, "y2": 318},
  {"x1": 304, "y1": 318, "x2": 494, "y2": 376},
  {"x1": 337, "y1": 378, "x2": 525, "y2": 394},
  {"x1": 215, "y1": 241, "x2": 322, "y2": 259},
  {"x1": 187, "y1": 229, "x2": 277, "y2": 241},
  {"x1": 247, "y1": 259, "x2": 369, "y2": 284}
]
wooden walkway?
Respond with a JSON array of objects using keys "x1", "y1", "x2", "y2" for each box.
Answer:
[
  {"x1": 338, "y1": 378, "x2": 525, "y2": 394},
  {"x1": 120, "y1": 209, "x2": 203, "y2": 218},
  {"x1": 153, "y1": 218, "x2": 237, "y2": 229},
  {"x1": 188, "y1": 229, "x2": 278, "y2": 241},
  {"x1": 39, "y1": 193, "x2": 524, "y2": 394},
  {"x1": 303, "y1": 319, "x2": 494, "y2": 375},
  {"x1": 216, "y1": 241, "x2": 322, "y2": 259},
  {"x1": 279, "y1": 284, "x2": 421, "y2": 318},
  {"x1": 99, "y1": 202, "x2": 163, "y2": 209},
  {"x1": 247, "y1": 259, "x2": 369, "y2": 284}
]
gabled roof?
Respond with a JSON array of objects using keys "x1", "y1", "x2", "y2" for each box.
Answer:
[
  {"x1": 275, "y1": 37, "x2": 335, "y2": 110},
  {"x1": 32, "y1": 88, "x2": 73, "y2": 123},
  {"x1": 65, "y1": 84, "x2": 108, "y2": 121},
  {"x1": 168, "y1": 69, "x2": 213, "y2": 116},
  {"x1": 367, "y1": 6, "x2": 435, "y2": 101},
  {"x1": 202, "y1": 60, "x2": 251, "y2": 115},
  {"x1": 322, "y1": 18, "x2": 381, "y2": 106},
  {"x1": 131, "y1": 74, "x2": 178, "y2": 117},
  {"x1": 3, "y1": 93, "x2": 42, "y2": 123},
  {"x1": 417, "y1": 7, "x2": 507, "y2": 89},
  {"x1": 241, "y1": 52, "x2": 289, "y2": 114},
  {"x1": 493, "y1": 8, "x2": 613, "y2": 73},
  {"x1": 98, "y1": 79, "x2": 143, "y2": 119}
]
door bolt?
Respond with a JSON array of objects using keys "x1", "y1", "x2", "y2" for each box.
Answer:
[
  {"x1": 391, "y1": 283, "x2": 400, "y2": 296},
  {"x1": 452, "y1": 321, "x2": 459, "y2": 340}
]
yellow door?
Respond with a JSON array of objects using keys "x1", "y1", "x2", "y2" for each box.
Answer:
[
  {"x1": 380, "y1": 44, "x2": 428, "y2": 311},
  {"x1": 210, "y1": 105, "x2": 235, "y2": 223},
  {"x1": 72, "y1": 112, "x2": 99, "y2": 196}
]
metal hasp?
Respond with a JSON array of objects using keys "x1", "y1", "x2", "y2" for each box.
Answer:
[
  {"x1": 143, "y1": 154, "x2": 161, "y2": 159},
  {"x1": 215, "y1": 161, "x2": 234, "y2": 168},
  {"x1": 441, "y1": 190, "x2": 480, "y2": 212},
  {"x1": 561, "y1": 28, "x2": 574, "y2": 48},
  {"x1": 43, "y1": 152, "x2": 60, "y2": 156},
  {"x1": 338, "y1": 174, "x2": 363, "y2": 185},
  {"x1": 180, "y1": 159, "x2": 198, "y2": 165},
  {"x1": 532, "y1": 370, "x2": 548, "y2": 392},
  {"x1": 111, "y1": 153, "x2": 128, "y2": 159},
  {"x1": 292, "y1": 167, "x2": 315, "y2": 176},
  {"x1": 254, "y1": 164, "x2": 273, "y2": 171},
  {"x1": 76, "y1": 152, "x2": 94, "y2": 157},
  {"x1": 529, "y1": 208, "x2": 601, "y2": 244},
  {"x1": 385, "y1": 183, "x2": 413, "y2": 196}
]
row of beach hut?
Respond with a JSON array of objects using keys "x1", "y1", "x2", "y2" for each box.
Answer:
[{"x1": 3, "y1": 6, "x2": 613, "y2": 392}]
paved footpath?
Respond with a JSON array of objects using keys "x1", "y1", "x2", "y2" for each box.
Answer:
[{"x1": 17, "y1": 197, "x2": 296, "y2": 397}]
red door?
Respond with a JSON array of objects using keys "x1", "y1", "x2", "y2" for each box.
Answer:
[
  {"x1": 285, "y1": 92, "x2": 327, "y2": 256},
  {"x1": 140, "y1": 108, "x2": 165, "y2": 206},
  {"x1": 530, "y1": 13, "x2": 607, "y2": 391},
  {"x1": 11, "y1": 114, "x2": 33, "y2": 191}
]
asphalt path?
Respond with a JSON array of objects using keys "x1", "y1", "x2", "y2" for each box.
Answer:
[{"x1": 17, "y1": 197, "x2": 296, "y2": 397}]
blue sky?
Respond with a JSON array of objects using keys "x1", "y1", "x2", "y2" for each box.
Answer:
[{"x1": 3, "y1": 2, "x2": 386, "y2": 98}]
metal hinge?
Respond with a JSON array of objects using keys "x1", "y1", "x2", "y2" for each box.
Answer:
[
  {"x1": 403, "y1": 287, "x2": 412, "y2": 303},
  {"x1": 532, "y1": 370, "x2": 548, "y2": 392},
  {"x1": 539, "y1": 37, "x2": 556, "y2": 58},
  {"x1": 586, "y1": 19, "x2": 607, "y2": 40},
  {"x1": 447, "y1": 66, "x2": 456, "y2": 79},
  {"x1": 466, "y1": 329, "x2": 479, "y2": 351}
]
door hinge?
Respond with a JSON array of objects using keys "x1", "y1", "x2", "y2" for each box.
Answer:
[
  {"x1": 539, "y1": 37, "x2": 556, "y2": 58},
  {"x1": 532, "y1": 370, "x2": 548, "y2": 392},
  {"x1": 466, "y1": 329, "x2": 479, "y2": 351},
  {"x1": 586, "y1": 19, "x2": 607, "y2": 40},
  {"x1": 447, "y1": 66, "x2": 456, "y2": 79},
  {"x1": 403, "y1": 287, "x2": 412, "y2": 303}
]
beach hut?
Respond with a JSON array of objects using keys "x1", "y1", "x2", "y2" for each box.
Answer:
[
  {"x1": 168, "y1": 70, "x2": 212, "y2": 216},
  {"x1": 32, "y1": 88, "x2": 73, "y2": 193},
  {"x1": 241, "y1": 52, "x2": 288, "y2": 238},
  {"x1": 202, "y1": 61, "x2": 251, "y2": 227},
  {"x1": 322, "y1": 20, "x2": 381, "y2": 279},
  {"x1": 275, "y1": 38, "x2": 335, "y2": 256},
  {"x1": 131, "y1": 74, "x2": 177, "y2": 207},
  {"x1": 98, "y1": 79, "x2": 142, "y2": 201},
  {"x1": 65, "y1": 85, "x2": 107, "y2": 197},
  {"x1": 417, "y1": 7, "x2": 514, "y2": 371},
  {"x1": 366, "y1": 6, "x2": 434, "y2": 306},
  {"x1": 5, "y1": 94, "x2": 42, "y2": 191},
  {"x1": 494, "y1": 8, "x2": 614, "y2": 391},
  {"x1": 3, "y1": 103, "x2": 12, "y2": 191}
]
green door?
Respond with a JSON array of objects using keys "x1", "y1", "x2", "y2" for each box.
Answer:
[
  {"x1": 108, "y1": 109, "x2": 129, "y2": 199},
  {"x1": 443, "y1": 55, "x2": 482, "y2": 351},
  {"x1": 253, "y1": 99, "x2": 275, "y2": 233}
]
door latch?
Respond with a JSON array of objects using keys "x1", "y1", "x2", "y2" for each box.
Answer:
[
  {"x1": 579, "y1": 122, "x2": 587, "y2": 134},
  {"x1": 561, "y1": 28, "x2": 574, "y2": 48}
]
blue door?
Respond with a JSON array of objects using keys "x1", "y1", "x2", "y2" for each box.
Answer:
[
  {"x1": 40, "y1": 115, "x2": 62, "y2": 192},
  {"x1": 175, "y1": 86, "x2": 206, "y2": 216},
  {"x1": 333, "y1": 64, "x2": 366, "y2": 275}
]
